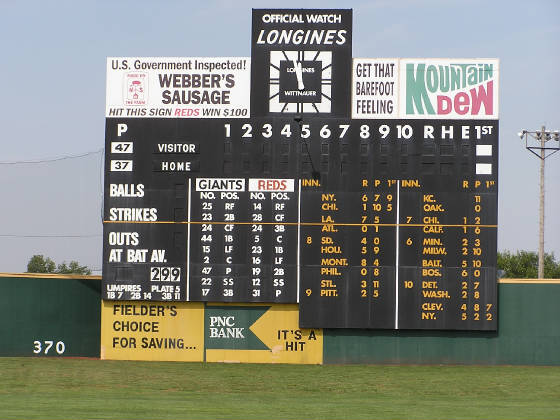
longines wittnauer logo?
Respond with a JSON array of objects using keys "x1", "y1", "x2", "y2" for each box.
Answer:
[{"x1": 269, "y1": 50, "x2": 332, "y2": 113}]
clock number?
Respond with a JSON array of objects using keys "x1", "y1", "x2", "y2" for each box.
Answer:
[
  {"x1": 300, "y1": 124, "x2": 310, "y2": 139},
  {"x1": 242, "y1": 124, "x2": 252, "y2": 138},
  {"x1": 281, "y1": 124, "x2": 292, "y2": 138},
  {"x1": 320, "y1": 125, "x2": 331, "y2": 139},
  {"x1": 360, "y1": 125, "x2": 370, "y2": 139},
  {"x1": 261, "y1": 124, "x2": 272, "y2": 138},
  {"x1": 338, "y1": 125, "x2": 350, "y2": 138},
  {"x1": 397, "y1": 124, "x2": 413, "y2": 139},
  {"x1": 379, "y1": 125, "x2": 390, "y2": 139}
]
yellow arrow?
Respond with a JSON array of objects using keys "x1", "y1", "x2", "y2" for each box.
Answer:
[{"x1": 249, "y1": 304, "x2": 323, "y2": 364}]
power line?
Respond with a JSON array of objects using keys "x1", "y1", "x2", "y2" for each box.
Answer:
[
  {"x1": 0, "y1": 147, "x2": 106, "y2": 241},
  {"x1": 0, "y1": 148, "x2": 103, "y2": 165}
]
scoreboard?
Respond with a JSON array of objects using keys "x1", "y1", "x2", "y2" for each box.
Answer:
[{"x1": 103, "y1": 9, "x2": 499, "y2": 330}]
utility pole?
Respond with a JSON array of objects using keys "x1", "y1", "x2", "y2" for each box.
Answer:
[{"x1": 518, "y1": 127, "x2": 559, "y2": 278}]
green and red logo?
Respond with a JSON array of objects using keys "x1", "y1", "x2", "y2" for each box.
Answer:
[{"x1": 401, "y1": 59, "x2": 498, "y2": 118}]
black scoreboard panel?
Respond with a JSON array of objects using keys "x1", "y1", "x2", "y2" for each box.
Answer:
[
  {"x1": 292, "y1": 119, "x2": 497, "y2": 330},
  {"x1": 103, "y1": 118, "x2": 498, "y2": 330},
  {"x1": 103, "y1": 117, "x2": 307, "y2": 304}
]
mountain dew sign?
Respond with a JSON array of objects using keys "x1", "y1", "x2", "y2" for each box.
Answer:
[
  {"x1": 352, "y1": 58, "x2": 498, "y2": 119},
  {"x1": 402, "y1": 58, "x2": 499, "y2": 119}
]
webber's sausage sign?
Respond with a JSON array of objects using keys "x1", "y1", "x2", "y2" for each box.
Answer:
[{"x1": 106, "y1": 57, "x2": 250, "y2": 118}]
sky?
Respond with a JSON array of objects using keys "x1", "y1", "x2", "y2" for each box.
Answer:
[{"x1": 0, "y1": 0, "x2": 558, "y2": 274}]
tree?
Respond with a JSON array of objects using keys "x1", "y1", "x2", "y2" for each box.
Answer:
[
  {"x1": 27, "y1": 255, "x2": 57, "y2": 273},
  {"x1": 56, "y1": 261, "x2": 92, "y2": 275},
  {"x1": 498, "y1": 250, "x2": 560, "y2": 278},
  {"x1": 26, "y1": 255, "x2": 92, "y2": 275}
]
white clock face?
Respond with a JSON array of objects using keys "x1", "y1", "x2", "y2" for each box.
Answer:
[{"x1": 269, "y1": 50, "x2": 332, "y2": 113}]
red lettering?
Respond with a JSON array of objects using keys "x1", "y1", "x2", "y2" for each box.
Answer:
[
  {"x1": 470, "y1": 80, "x2": 493, "y2": 115},
  {"x1": 454, "y1": 92, "x2": 470, "y2": 115}
]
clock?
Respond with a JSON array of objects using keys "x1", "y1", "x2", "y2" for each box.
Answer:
[{"x1": 269, "y1": 50, "x2": 332, "y2": 113}]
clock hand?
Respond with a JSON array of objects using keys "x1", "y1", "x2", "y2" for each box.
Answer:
[{"x1": 292, "y1": 59, "x2": 305, "y2": 90}]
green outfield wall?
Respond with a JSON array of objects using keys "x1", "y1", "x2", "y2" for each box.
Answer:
[
  {"x1": 1, "y1": 274, "x2": 559, "y2": 365},
  {"x1": 324, "y1": 280, "x2": 560, "y2": 365},
  {"x1": 0, "y1": 273, "x2": 101, "y2": 357}
]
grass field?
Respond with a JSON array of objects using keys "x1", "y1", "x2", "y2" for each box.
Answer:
[{"x1": 0, "y1": 358, "x2": 559, "y2": 419}]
